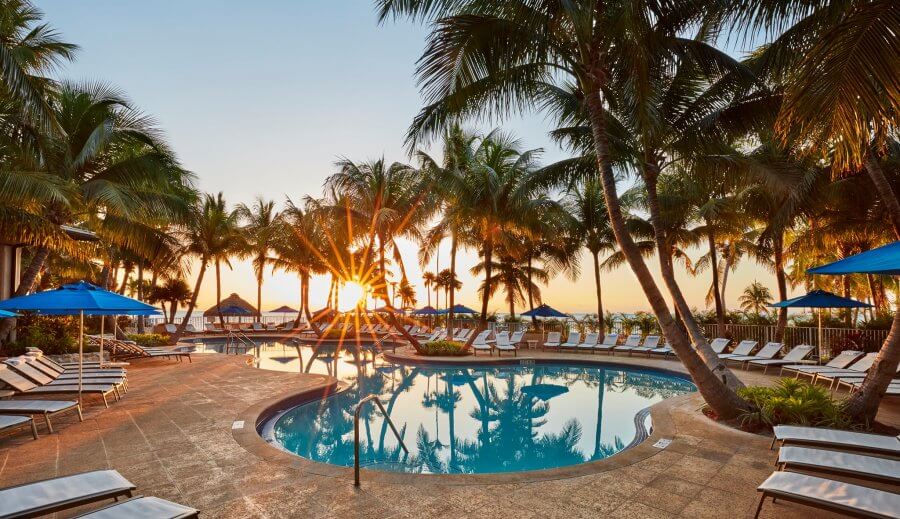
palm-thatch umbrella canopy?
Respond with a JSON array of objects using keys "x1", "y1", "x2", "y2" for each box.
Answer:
[{"x1": 204, "y1": 293, "x2": 257, "y2": 320}]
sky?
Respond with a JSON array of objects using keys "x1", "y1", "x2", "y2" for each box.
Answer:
[{"x1": 40, "y1": 0, "x2": 793, "y2": 315}]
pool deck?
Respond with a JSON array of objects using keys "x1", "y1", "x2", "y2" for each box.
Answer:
[{"x1": 1, "y1": 346, "x2": 897, "y2": 518}]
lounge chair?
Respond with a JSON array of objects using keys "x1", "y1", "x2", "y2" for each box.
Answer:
[
  {"x1": 746, "y1": 344, "x2": 816, "y2": 373},
  {"x1": 654, "y1": 337, "x2": 730, "y2": 358},
  {"x1": 779, "y1": 349, "x2": 865, "y2": 378},
  {"x1": 110, "y1": 339, "x2": 192, "y2": 363},
  {"x1": 753, "y1": 471, "x2": 900, "y2": 519},
  {"x1": 509, "y1": 330, "x2": 526, "y2": 346},
  {"x1": 281, "y1": 322, "x2": 295, "y2": 332},
  {"x1": 542, "y1": 331, "x2": 562, "y2": 350},
  {"x1": 496, "y1": 333, "x2": 517, "y2": 356},
  {"x1": 30, "y1": 355, "x2": 126, "y2": 377},
  {"x1": 163, "y1": 323, "x2": 178, "y2": 334},
  {"x1": 724, "y1": 342, "x2": 783, "y2": 367},
  {"x1": 0, "y1": 399, "x2": 82, "y2": 433},
  {"x1": 631, "y1": 335, "x2": 661, "y2": 356},
  {"x1": 0, "y1": 415, "x2": 38, "y2": 440},
  {"x1": 4, "y1": 359, "x2": 126, "y2": 394},
  {"x1": 0, "y1": 469, "x2": 136, "y2": 519},
  {"x1": 594, "y1": 333, "x2": 620, "y2": 353},
  {"x1": 811, "y1": 353, "x2": 879, "y2": 388},
  {"x1": 559, "y1": 331, "x2": 581, "y2": 350},
  {"x1": 0, "y1": 365, "x2": 119, "y2": 408},
  {"x1": 777, "y1": 445, "x2": 900, "y2": 484},
  {"x1": 576, "y1": 332, "x2": 600, "y2": 352},
  {"x1": 204, "y1": 323, "x2": 225, "y2": 333},
  {"x1": 71, "y1": 496, "x2": 199, "y2": 518},
  {"x1": 772, "y1": 425, "x2": 900, "y2": 456},
  {"x1": 471, "y1": 330, "x2": 493, "y2": 355},
  {"x1": 453, "y1": 328, "x2": 473, "y2": 341},
  {"x1": 183, "y1": 324, "x2": 199, "y2": 334},
  {"x1": 613, "y1": 334, "x2": 643, "y2": 355},
  {"x1": 718, "y1": 340, "x2": 757, "y2": 359},
  {"x1": 838, "y1": 378, "x2": 900, "y2": 393}
]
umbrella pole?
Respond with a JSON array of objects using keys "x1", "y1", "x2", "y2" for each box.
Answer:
[
  {"x1": 99, "y1": 315, "x2": 104, "y2": 369},
  {"x1": 79, "y1": 310, "x2": 83, "y2": 406},
  {"x1": 818, "y1": 309, "x2": 823, "y2": 361}
]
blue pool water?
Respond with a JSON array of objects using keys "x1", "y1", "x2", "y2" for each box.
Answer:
[{"x1": 267, "y1": 361, "x2": 696, "y2": 474}]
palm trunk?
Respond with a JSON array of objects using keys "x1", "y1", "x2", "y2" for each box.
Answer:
[
  {"x1": 448, "y1": 233, "x2": 457, "y2": 336},
  {"x1": 720, "y1": 255, "x2": 732, "y2": 316},
  {"x1": 643, "y1": 167, "x2": 741, "y2": 388},
  {"x1": 592, "y1": 250, "x2": 604, "y2": 334},
  {"x1": 215, "y1": 260, "x2": 224, "y2": 327},
  {"x1": 294, "y1": 274, "x2": 305, "y2": 327},
  {"x1": 773, "y1": 232, "x2": 788, "y2": 342},
  {"x1": 172, "y1": 260, "x2": 208, "y2": 343},
  {"x1": 0, "y1": 245, "x2": 51, "y2": 342},
  {"x1": 257, "y1": 273, "x2": 263, "y2": 323},
  {"x1": 865, "y1": 152, "x2": 900, "y2": 240},
  {"x1": 842, "y1": 276, "x2": 853, "y2": 327},
  {"x1": 584, "y1": 87, "x2": 747, "y2": 418},
  {"x1": 526, "y1": 254, "x2": 535, "y2": 322},
  {"x1": 136, "y1": 264, "x2": 145, "y2": 333},
  {"x1": 480, "y1": 235, "x2": 493, "y2": 324},
  {"x1": 706, "y1": 227, "x2": 726, "y2": 336},
  {"x1": 845, "y1": 307, "x2": 900, "y2": 422}
]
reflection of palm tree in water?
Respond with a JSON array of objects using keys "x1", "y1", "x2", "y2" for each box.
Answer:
[{"x1": 422, "y1": 372, "x2": 464, "y2": 470}]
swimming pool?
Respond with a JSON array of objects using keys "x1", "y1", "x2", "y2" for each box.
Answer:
[{"x1": 265, "y1": 361, "x2": 695, "y2": 475}]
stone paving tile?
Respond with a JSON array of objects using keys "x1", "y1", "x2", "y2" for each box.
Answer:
[{"x1": 0, "y1": 351, "x2": 897, "y2": 519}]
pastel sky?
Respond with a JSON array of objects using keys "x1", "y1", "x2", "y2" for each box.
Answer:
[{"x1": 41, "y1": 0, "x2": 792, "y2": 314}]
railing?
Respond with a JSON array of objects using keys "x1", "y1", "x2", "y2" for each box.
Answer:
[
  {"x1": 354, "y1": 394, "x2": 407, "y2": 487},
  {"x1": 698, "y1": 324, "x2": 889, "y2": 356}
]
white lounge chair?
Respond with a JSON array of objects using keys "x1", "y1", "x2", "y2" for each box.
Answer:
[
  {"x1": 718, "y1": 340, "x2": 757, "y2": 359},
  {"x1": 559, "y1": 331, "x2": 581, "y2": 350},
  {"x1": 509, "y1": 330, "x2": 525, "y2": 346},
  {"x1": 576, "y1": 332, "x2": 599, "y2": 352},
  {"x1": 542, "y1": 331, "x2": 562, "y2": 350},
  {"x1": 747, "y1": 344, "x2": 815, "y2": 373},
  {"x1": 0, "y1": 470, "x2": 136, "y2": 519},
  {"x1": 453, "y1": 328, "x2": 473, "y2": 341},
  {"x1": 811, "y1": 353, "x2": 879, "y2": 387},
  {"x1": 754, "y1": 471, "x2": 900, "y2": 519},
  {"x1": 0, "y1": 399, "x2": 82, "y2": 433},
  {"x1": 613, "y1": 334, "x2": 642, "y2": 354},
  {"x1": 595, "y1": 333, "x2": 620, "y2": 353},
  {"x1": 631, "y1": 335, "x2": 661, "y2": 356},
  {"x1": 0, "y1": 415, "x2": 37, "y2": 440},
  {"x1": 725, "y1": 342, "x2": 783, "y2": 367},
  {"x1": 772, "y1": 425, "x2": 900, "y2": 456},
  {"x1": 471, "y1": 330, "x2": 493, "y2": 355},
  {"x1": 496, "y1": 332, "x2": 517, "y2": 356},
  {"x1": 777, "y1": 446, "x2": 900, "y2": 484},
  {"x1": 204, "y1": 323, "x2": 225, "y2": 333},
  {"x1": 183, "y1": 323, "x2": 199, "y2": 334},
  {"x1": 779, "y1": 349, "x2": 864, "y2": 378}
]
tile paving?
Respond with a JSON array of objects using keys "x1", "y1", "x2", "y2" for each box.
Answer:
[{"x1": 0, "y1": 347, "x2": 897, "y2": 518}]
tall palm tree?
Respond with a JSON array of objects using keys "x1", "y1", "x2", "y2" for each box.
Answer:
[
  {"x1": 236, "y1": 197, "x2": 280, "y2": 320},
  {"x1": 421, "y1": 271, "x2": 436, "y2": 307},
  {"x1": 564, "y1": 180, "x2": 616, "y2": 331},
  {"x1": 472, "y1": 254, "x2": 547, "y2": 319},
  {"x1": 739, "y1": 281, "x2": 773, "y2": 316},
  {"x1": 149, "y1": 277, "x2": 192, "y2": 324},
  {"x1": 378, "y1": 0, "x2": 750, "y2": 417}
]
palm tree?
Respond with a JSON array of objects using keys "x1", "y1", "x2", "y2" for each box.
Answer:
[
  {"x1": 564, "y1": 180, "x2": 616, "y2": 331},
  {"x1": 739, "y1": 281, "x2": 773, "y2": 316},
  {"x1": 378, "y1": 0, "x2": 750, "y2": 417},
  {"x1": 435, "y1": 268, "x2": 461, "y2": 311},
  {"x1": 171, "y1": 193, "x2": 238, "y2": 341},
  {"x1": 421, "y1": 271, "x2": 436, "y2": 307},
  {"x1": 149, "y1": 277, "x2": 192, "y2": 324},
  {"x1": 472, "y1": 254, "x2": 546, "y2": 319},
  {"x1": 236, "y1": 197, "x2": 280, "y2": 321}
]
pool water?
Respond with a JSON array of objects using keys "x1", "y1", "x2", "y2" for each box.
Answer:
[{"x1": 267, "y1": 361, "x2": 696, "y2": 474}]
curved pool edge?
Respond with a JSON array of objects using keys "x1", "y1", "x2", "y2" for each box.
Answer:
[{"x1": 232, "y1": 354, "x2": 696, "y2": 486}]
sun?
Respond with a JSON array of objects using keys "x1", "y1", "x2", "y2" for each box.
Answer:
[{"x1": 337, "y1": 281, "x2": 367, "y2": 312}]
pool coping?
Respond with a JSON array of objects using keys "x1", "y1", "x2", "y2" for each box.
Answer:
[{"x1": 231, "y1": 352, "x2": 698, "y2": 486}]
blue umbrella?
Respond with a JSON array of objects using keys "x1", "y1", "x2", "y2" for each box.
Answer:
[
  {"x1": 437, "y1": 304, "x2": 477, "y2": 315},
  {"x1": 521, "y1": 303, "x2": 570, "y2": 318},
  {"x1": 411, "y1": 306, "x2": 440, "y2": 316},
  {"x1": 808, "y1": 241, "x2": 900, "y2": 276},
  {"x1": 0, "y1": 309, "x2": 19, "y2": 318},
  {"x1": 770, "y1": 290, "x2": 871, "y2": 358},
  {"x1": 0, "y1": 280, "x2": 159, "y2": 401}
]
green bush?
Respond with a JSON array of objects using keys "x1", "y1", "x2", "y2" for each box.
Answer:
[
  {"x1": 736, "y1": 378, "x2": 853, "y2": 430},
  {"x1": 4, "y1": 313, "x2": 79, "y2": 356},
  {"x1": 419, "y1": 340, "x2": 469, "y2": 356},
  {"x1": 126, "y1": 333, "x2": 168, "y2": 348}
]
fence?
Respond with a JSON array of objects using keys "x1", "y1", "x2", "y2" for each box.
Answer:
[{"x1": 698, "y1": 323, "x2": 889, "y2": 356}]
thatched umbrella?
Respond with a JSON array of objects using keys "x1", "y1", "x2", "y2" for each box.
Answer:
[{"x1": 204, "y1": 293, "x2": 257, "y2": 324}]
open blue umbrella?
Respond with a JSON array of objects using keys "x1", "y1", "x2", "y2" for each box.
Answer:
[
  {"x1": 770, "y1": 290, "x2": 871, "y2": 358},
  {"x1": 808, "y1": 241, "x2": 900, "y2": 276},
  {"x1": 521, "y1": 303, "x2": 570, "y2": 318},
  {"x1": 0, "y1": 280, "x2": 159, "y2": 401},
  {"x1": 0, "y1": 309, "x2": 19, "y2": 318},
  {"x1": 437, "y1": 304, "x2": 477, "y2": 315},
  {"x1": 411, "y1": 306, "x2": 440, "y2": 316}
]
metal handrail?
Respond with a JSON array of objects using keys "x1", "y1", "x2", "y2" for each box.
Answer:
[{"x1": 354, "y1": 394, "x2": 408, "y2": 487}]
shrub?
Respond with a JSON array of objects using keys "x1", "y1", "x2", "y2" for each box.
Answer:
[
  {"x1": 419, "y1": 340, "x2": 469, "y2": 356},
  {"x1": 736, "y1": 378, "x2": 854, "y2": 430},
  {"x1": 126, "y1": 333, "x2": 168, "y2": 348},
  {"x1": 4, "y1": 313, "x2": 79, "y2": 356}
]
